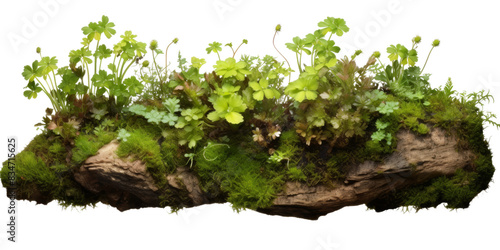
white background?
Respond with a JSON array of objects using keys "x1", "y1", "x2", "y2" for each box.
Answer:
[{"x1": 1, "y1": 0, "x2": 499, "y2": 249}]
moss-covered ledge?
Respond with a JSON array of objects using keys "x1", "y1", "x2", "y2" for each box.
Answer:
[{"x1": 2, "y1": 124, "x2": 493, "y2": 220}]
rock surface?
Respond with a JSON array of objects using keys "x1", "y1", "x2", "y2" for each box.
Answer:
[{"x1": 69, "y1": 127, "x2": 473, "y2": 219}]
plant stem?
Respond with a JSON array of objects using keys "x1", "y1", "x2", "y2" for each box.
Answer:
[
  {"x1": 94, "y1": 40, "x2": 100, "y2": 78},
  {"x1": 151, "y1": 50, "x2": 163, "y2": 85},
  {"x1": 85, "y1": 62, "x2": 91, "y2": 95},
  {"x1": 165, "y1": 40, "x2": 175, "y2": 76},
  {"x1": 273, "y1": 30, "x2": 291, "y2": 83},
  {"x1": 36, "y1": 78, "x2": 59, "y2": 112},
  {"x1": 120, "y1": 59, "x2": 135, "y2": 82},
  {"x1": 295, "y1": 52, "x2": 302, "y2": 73},
  {"x1": 421, "y1": 46, "x2": 434, "y2": 73},
  {"x1": 118, "y1": 59, "x2": 127, "y2": 84},
  {"x1": 233, "y1": 42, "x2": 244, "y2": 58}
]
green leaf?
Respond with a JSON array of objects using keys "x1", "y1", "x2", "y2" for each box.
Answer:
[
  {"x1": 214, "y1": 58, "x2": 250, "y2": 81},
  {"x1": 209, "y1": 94, "x2": 247, "y2": 124},
  {"x1": 225, "y1": 112, "x2": 244, "y2": 124},
  {"x1": 120, "y1": 31, "x2": 137, "y2": 43},
  {"x1": 161, "y1": 113, "x2": 178, "y2": 126},
  {"x1": 371, "y1": 131, "x2": 386, "y2": 142},
  {"x1": 387, "y1": 44, "x2": 408, "y2": 62},
  {"x1": 94, "y1": 44, "x2": 112, "y2": 60},
  {"x1": 123, "y1": 76, "x2": 144, "y2": 96},
  {"x1": 163, "y1": 97, "x2": 181, "y2": 113},
  {"x1": 144, "y1": 109, "x2": 164, "y2": 124},
  {"x1": 39, "y1": 56, "x2": 58, "y2": 75},
  {"x1": 82, "y1": 21, "x2": 101, "y2": 41},
  {"x1": 69, "y1": 47, "x2": 93, "y2": 64},
  {"x1": 23, "y1": 81, "x2": 42, "y2": 99},
  {"x1": 128, "y1": 104, "x2": 147, "y2": 116},
  {"x1": 318, "y1": 17, "x2": 349, "y2": 37},
  {"x1": 98, "y1": 15, "x2": 116, "y2": 39},
  {"x1": 191, "y1": 56, "x2": 206, "y2": 69},
  {"x1": 91, "y1": 70, "x2": 113, "y2": 89},
  {"x1": 375, "y1": 120, "x2": 389, "y2": 130},
  {"x1": 117, "y1": 129, "x2": 131, "y2": 142},
  {"x1": 376, "y1": 101, "x2": 400, "y2": 114},
  {"x1": 91, "y1": 107, "x2": 108, "y2": 120},
  {"x1": 59, "y1": 70, "x2": 79, "y2": 94},
  {"x1": 206, "y1": 41, "x2": 222, "y2": 54},
  {"x1": 285, "y1": 77, "x2": 319, "y2": 102},
  {"x1": 22, "y1": 61, "x2": 42, "y2": 81}
]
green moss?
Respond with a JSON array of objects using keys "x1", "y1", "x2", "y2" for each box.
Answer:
[
  {"x1": 195, "y1": 140, "x2": 278, "y2": 211},
  {"x1": 72, "y1": 132, "x2": 115, "y2": 164},
  {"x1": 287, "y1": 167, "x2": 307, "y2": 182},
  {"x1": 116, "y1": 128, "x2": 168, "y2": 187},
  {"x1": 160, "y1": 130, "x2": 185, "y2": 169}
]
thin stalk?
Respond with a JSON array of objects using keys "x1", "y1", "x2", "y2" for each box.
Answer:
[
  {"x1": 36, "y1": 78, "x2": 59, "y2": 112},
  {"x1": 295, "y1": 52, "x2": 302, "y2": 72},
  {"x1": 118, "y1": 59, "x2": 127, "y2": 84},
  {"x1": 421, "y1": 46, "x2": 435, "y2": 73},
  {"x1": 273, "y1": 30, "x2": 292, "y2": 83},
  {"x1": 165, "y1": 40, "x2": 175, "y2": 76},
  {"x1": 151, "y1": 50, "x2": 163, "y2": 85},
  {"x1": 85, "y1": 62, "x2": 91, "y2": 95},
  {"x1": 94, "y1": 40, "x2": 100, "y2": 77},
  {"x1": 233, "y1": 42, "x2": 245, "y2": 58},
  {"x1": 120, "y1": 59, "x2": 136, "y2": 82}
]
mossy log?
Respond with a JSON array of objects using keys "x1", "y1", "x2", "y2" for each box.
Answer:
[{"x1": 3, "y1": 126, "x2": 491, "y2": 220}]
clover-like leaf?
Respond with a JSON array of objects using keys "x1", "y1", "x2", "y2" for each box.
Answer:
[
  {"x1": 128, "y1": 104, "x2": 147, "y2": 116},
  {"x1": 208, "y1": 94, "x2": 247, "y2": 124},
  {"x1": 191, "y1": 56, "x2": 206, "y2": 69},
  {"x1": 23, "y1": 81, "x2": 43, "y2": 99},
  {"x1": 94, "y1": 44, "x2": 113, "y2": 60},
  {"x1": 117, "y1": 129, "x2": 131, "y2": 142},
  {"x1": 375, "y1": 120, "x2": 390, "y2": 130},
  {"x1": 98, "y1": 15, "x2": 116, "y2": 39},
  {"x1": 401, "y1": 49, "x2": 418, "y2": 66},
  {"x1": 39, "y1": 56, "x2": 58, "y2": 75},
  {"x1": 181, "y1": 108, "x2": 205, "y2": 121},
  {"x1": 69, "y1": 47, "x2": 93, "y2": 64},
  {"x1": 91, "y1": 70, "x2": 113, "y2": 89},
  {"x1": 285, "y1": 36, "x2": 312, "y2": 55},
  {"x1": 376, "y1": 101, "x2": 400, "y2": 114},
  {"x1": 91, "y1": 107, "x2": 108, "y2": 120},
  {"x1": 144, "y1": 109, "x2": 165, "y2": 125},
  {"x1": 206, "y1": 41, "x2": 222, "y2": 54},
  {"x1": 387, "y1": 44, "x2": 408, "y2": 62},
  {"x1": 162, "y1": 113, "x2": 179, "y2": 126},
  {"x1": 248, "y1": 79, "x2": 280, "y2": 101},
  {"x1": 58, "y1": 70, "x2": 79, "y2": 94},
  {"x1": 123, "y1": 76, "x2": 144, "y2": 96},
  {"x1": 214, "y1": 57, "x2": 251, "y2": 81},
  {"x1": 318, "y1": 17, "x2": 350, "y2": 37},
  {"x1": 120, "y1": 31, "x2": 137, "y2": 43},
  {"x1": 284, "y1": 77, "x2": 319, "y2": 102},
  {"x1": 22, "y1": 61, "x2": 42, "y2": 81}
]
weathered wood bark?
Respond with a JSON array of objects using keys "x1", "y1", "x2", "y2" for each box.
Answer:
[{"x1": 67, "y1": 127, "x2": 475, "y2": 220}]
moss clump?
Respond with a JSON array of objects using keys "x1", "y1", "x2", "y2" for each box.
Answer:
[
  {"x1": 116, "y1": 128, "x2": 170, "y2": 187},
  {"x1": 195, "y1": 140, "x2": 280, "y2": 211},
  {"x1": 367, "y1": 96, "x2": 495, "y2": 212},
  {"x1": 72, "y1": 132, "x2": 115, "y2": 164},
  {"x1": 6, "y1": 151, "x2": 57, "y2": 191},
  {"x1": 160, "y1": 130, "x2": 185, "y2": 168}
]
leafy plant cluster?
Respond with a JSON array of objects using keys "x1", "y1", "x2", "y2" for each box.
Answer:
[{"x1": 8, "y1": 15, "x2": 498, "y2": 212}]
